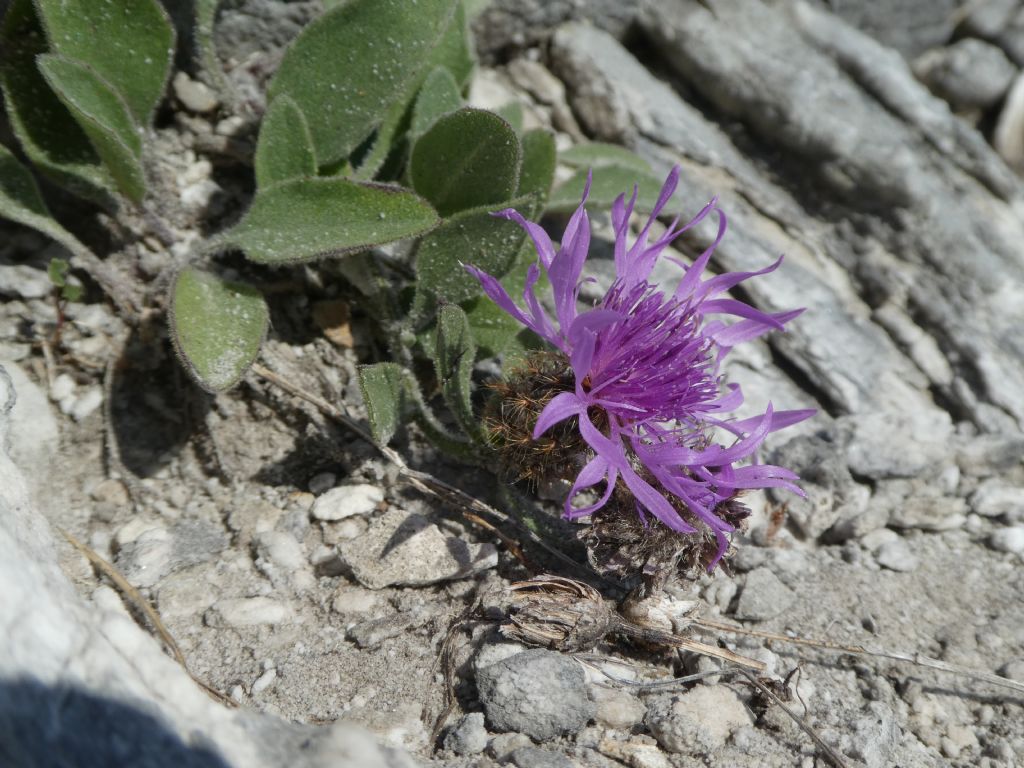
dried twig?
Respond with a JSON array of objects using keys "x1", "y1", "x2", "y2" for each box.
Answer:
[
  {"x1": 692, "y1": 617, "x2": 1024, "y2": 697},
  {"x1": 59, "y1": 528, "x2": 234, "y2": 707}
]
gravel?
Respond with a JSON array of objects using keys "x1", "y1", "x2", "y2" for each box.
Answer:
[{"x1": 734, "y1": 567, "x2": 797, "y2": 621}]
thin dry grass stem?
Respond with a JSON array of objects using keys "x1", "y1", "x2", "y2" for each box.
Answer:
[
  {"x1": 736, "y1": 668, "x2": 850, "y2": 768},
  {"x1": 59, "y1": 528, "x2": 235, "y2": 707},
  {"x1": 250, "y1": 361, "x2": 597, "y2": 579},
  {"x1": 693, "y1": 617, "x2": 1024, "y2": 697}
]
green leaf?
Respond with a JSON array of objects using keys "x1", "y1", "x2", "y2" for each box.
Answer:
[
  {"x1": 434, "y1": 303, "x2": 479, "y2": 439},
  {"x1": 409, "y1": 107, "x2": 521, "y2": 217},
  {"x1": 0, "y1": 142, "x2": 95, "y2": 256},
  {"x1": 517, "y1": 129, "x2": 555, "y2": 200},
  {"x1": 357, "y1": 362, "x2": 408, "y2": 446},
  {"x1": 559, "y1": 142, "x2": 652, "y2": 174},
  {"x1": 37, "y1": 54, "x2": 145, "y2": 202},
  {"x1": 351, "y1": 93, "x2": 412, "y2": 181},
  {"x1": 254, "y1": 95, "x2": 316, "y2": 189},
  {"x1": 0, "y1": 0, "x2": 115, "y2": 204},
  {"x1": 415, "y1": 193, "x2": 539, "y2": 307},
  {"x1": 428, "y1": 1, "x2": 475, "y2": 88},
  {"x1": 48, "y1": 257, "x2": 70, "y2": 287},
  {"x1": 494, "y1": 101, "x2": 523, "y2": 134},
  {"x1": 547, "y1": 164, "x2": 668, "y2": 213},
  {"x1": 268, "y1": 0, "x2": 457, "y2": 166},
  {"x1": 34, "y1": 0, "x2": 174, "y2": 124},
  {"x1": 409, "y1": 67, "x2": 462, "y2": 139},
  {"x1": 169, "y1": 268, "x2": 269, "y2": 392},
  {"x1": 219, "y1": 177, "x2": 440, "y2": 265}
]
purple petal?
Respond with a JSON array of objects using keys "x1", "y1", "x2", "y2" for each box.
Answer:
[
  {"x1": 564, "y1": 455, "x2": 618, "y2": 519},
  {"x1": 695, "y1": 254, "x2": 783, "y2": 302},
  {"x1": 492, "y1": 208, "x2": 555, "y2": 268},
  {"x1": 532, "y1": 391, "x2": 583, "y2": 439}
]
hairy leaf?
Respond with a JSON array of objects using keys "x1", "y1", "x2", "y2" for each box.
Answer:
[
  {"x1": 428, "y1": 1, "x2": 475, "y2": 88},
  {"x1": 495, "y1": 101, "x2": 523, "y2": 134},
  {"x1": 254, "y1": 95, "x2": 316, "y2": 189},
  {"x1": 170, "y1": 268, "x2": 269, "y2": 392},
  {"x1": 547, "y1": 164, "x2": 667, "y2": 213},
  {"x1": 0, "y1": 0, "x2": 114, "y2": 204},
  {"x1": 517, "y1": 129, "x2": 556, "y2": 200},
  {"x1": 409, "y1": 107, "x2": 521, "y2": 217},
  {"x1": 268, "y1": 0, "x2": 457, "y2": 166},
  {"x1": 357, "y1": 362, "x2": 408, "y2": 446},
  {"x1": 35, "y1": 0, "x2": 175, "y2": 123},
  {"x1": 559, "y1": 142, "x2": 653, "y2": 174},
  {"x1": 37, "y1": 54, "x2": 145, "y2": 202},
  {"x1": 219, "y1": 178, "x2": 439, "y2": 264},
  {"x1": 434, "y1": 303, "x2": 479, "y2": 439},
  {"x1": 409, "y1": 67, "x2": 462, "y2": 139}
]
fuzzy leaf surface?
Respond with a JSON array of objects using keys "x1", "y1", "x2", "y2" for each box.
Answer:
[
  {"x1": 37, "y1": 54, "x2": 145, "y2": 202},
  {"x1": 0, "y1": 0, "x2": 114, "y2": 203},
  {"x1": 357, "y1": 362, "x2": 408, "y2": 446},
  {"x1": 409, "y1": 67, "x2": 462, "y2": 139},
  {"x1": 254, "y1": 95, "x2": 316, "y2": 189},
  {"x1": 170, "y1": 268, "x2": 269, "y2": 392},
  {"x1": 517, "y1": 129, "x2": 556, "y2": 200},
  {"x1": 559, "y1": 142, "x2": 653, "y2": 174},
  {"x1": 428, "y1": 1, "x2": 475, "y2": 88},
  {"x1": 221, "y1": 178, "x2": 439, "y2": 265},
  {"x1": 35, "y1": 0, "x2": 175, "y2": 123},
  {"x1": 547, "y1": 164, "x2": 667, "y2": 213},
  {"x1": 267, "y1": 0, "x2": 456, "y2": 166},
  {"x1": 409, "y1": 107, "x2": 521, "y2": 217},
  {"x1": 434, "y1": 303, "x2": 478, "y2": 438},
  {"x1": 415, "y1": 193, "x2": 539, "y2": 306}
]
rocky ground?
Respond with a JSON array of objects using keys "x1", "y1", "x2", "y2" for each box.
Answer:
[{"x1": 2, "y1": 1, "x2": 1024, "y2": 767}]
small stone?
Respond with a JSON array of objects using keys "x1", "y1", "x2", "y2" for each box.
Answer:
[
  {"x1": 307, "y1": 472, "x2": 337, "y2": 495},
  {"x1": 215, "y1": 115, "x2": 246, "y2": 136},
  {"x1": 914, "y1": 39, "x2": 1017, "y2": 110},
  {"x1": 888, "y1": 496, "x2": 967, "y2": 531},
  {"x1": 509, "y1": 746, "x2": 574, "y2": 768},
  {"x1": 116, "y1": 526, "x2": 173, "y2": 588},
  {"x1": 476, "y1": 649, "x2": 595, "y2": 741},
  {"x1": 997, "y1": 659, "x2": 1024, "y2": 682},
  {"x1": 487, "y1": 733, "x2": 533, "y2": 761},
  {"x1": 443, "y1": 712, "x2": 488, "y2": 756},
  {"x1": 347, "y1": 609, "x2": 428, "y2": 650},
  {"x1": 956, "y1": 435, "x2": 1024, "y2": 475},
  {"x1": 172, "y1": 72, "x2": 219, "y2": 113},
  {"x1": 251, "y1": 667, "x2": 277, "y2": 695},
  {"x1": 734, "y1": 567, "x2": 796, "y2": 621},
  {"x1": 590, "y1": 685, "x2": 646, "y2": 729},
  {"x1": 89, "y1": 478, "x2": 130, "y2": 506},
  {"x1": 644, "y1": 685, "x2": 752, "y2": 754},
  {"x1": 943, "y1": 723, "x2": 978, "y2": 756},
  {"x1": 207, "y1": 596, "x2": 296, "y2": 627},
  {"x1": 331, "y1": 586, "x2": 381, "y2": 615},
  {"x1": 971, "y1": 480, "x2": 1024, "y2": 518},
  {"x1": 847, "y1": 702, "x2": 900, "y2": 768},
  {"x1": 597, "y1": 738, "x2": 671, "y2": 768},
  {"x1": 875, "y1": 538, "x2": 919, "y2": 572},
  {"x1": 988, "y1": 526, "x2": 1024, "y2": 554},
  {"x1": 995, "y1": 72, "x2": 1024, "y2": 168},
  {"x1": 860, "y1": 527, "x2": 898, "y2": 552},
  {"x1": 0, "y1": 264, "x2": 52, "y2": 300},
  {"x1": 69, "y1": 386, "x2": 103, "y2": 422},
  {"x1": 253, "y1": 531, "x2": 314, "y2": 591},
  {"x1": 338, "y1": 507, "x2": 497, "y2": 589},
  {"x1": 310, "y1": 484, "x2": 384, "y2": 521},
  {"x1": 50, "y1": 374, "x2": 76, "y2": 402}
]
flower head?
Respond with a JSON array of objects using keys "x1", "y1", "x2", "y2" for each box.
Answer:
[{"x1": 466, "y1": 166, "x2": 813, "y2": 569}]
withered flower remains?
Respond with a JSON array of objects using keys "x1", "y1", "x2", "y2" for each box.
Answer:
[{"x1": 467, "y1": 167, "x2": 813, "y2": 572}]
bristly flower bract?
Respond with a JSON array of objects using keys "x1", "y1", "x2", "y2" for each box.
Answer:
[{"x1": 466, "y1": 166, "x2": 814, "y2": 569}]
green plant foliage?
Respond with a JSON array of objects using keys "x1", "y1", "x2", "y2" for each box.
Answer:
[
  {"x1": 415, "y1": 193, "x2": 539, "y2": 307},
  {"x1": 409, "y1": 108, "x2": 521, "y2": 217},
  {"x1": 494, "y1": 101, "x2": 523, "y2": 134},
  {"x1": 428, "y1": 1, "x2": 475, "y2": 88},
  {"x1": 0, "y1": 143, "x2": 94, "y2": 258},
  {"x1": 169, "y1": 267, "x2": 269, "y2": 392},
  {"x1": 351, "y1": 94, "x2": 410, "y2": 181},
  {"x1": 218, "y1": 178, "x2": 440, "y2": 265},
  {"x1": 434, "y1": 303, "x2": 479, "y2": 439},
  {"x1": 409, "y1": 67, "x2": 462, "y2": 139},
  {"x1": 0, "y1": 0, "x2": 115, "y2": 204},
  {"x1": 254, "y1": 95, "x2": 317, "y2": 189},
  {"x1": 268, "y1": 0, "x2": 457, "y2": 166},
  {"x1": 34, "y1": 0, "x2": 174, "y2": 124},
  {"x1": 547, "y1": 164, "x2": 668, "y2": 213},
  {"x1": 37, "y1": 55, "x2": 145, "y2": 202},
  {"x1": 47, "y1": 257, "x2": 83, "y2": 301},
  {"x1": 357, "y1": 362, "x2": 408, "y2": 446},
  {"x1": 517, "y1": 129, "x2": 556, "y2": 200},
  {"x1": 559, "y1": 142, "x2": 652, "y2": 174}
]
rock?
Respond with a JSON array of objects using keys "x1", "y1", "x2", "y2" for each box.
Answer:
[
  {"x1": 875, "y1": 538, "x2": 920, "y2": 572},
  {"x1": 734, "y1": 567, "x2": 796, "y2": 621},
  {"x1": 0, "y1": 264, "x2": 52, "y2": 300},
  {"x1": 487, "y1": 732, "x2": 533, "y2": 762},
  {"x1": 443, "y1": 712, "x2": 488, "y2": 756},
  {"x1": 307, "y1": 471, "x2": 337, "y2": 495},
  {"x1": 172, "y1": 71, "x2": 220, "y2": 113},
  {"x1": 509, "y1": 746, "x2": 574, "y2": 768},
  {"x1": 995, "y1": 72, "x2": 1024, "y2": 169},
  {"x1": 956, "y1": 435, "x2": 1024, "y2": 476},
  {"x1": 914, "y1": 38, "x2": 1017, "y2": 110},
  {"x1": 0, "y1": 363, "x2": 59, "y2": 489},
  {"x1": 337, "y1": 507, "x2": 497, "y2": 589},
  {"x1": 970, "y1": 480, "x2": 1024, "y2": 518},
  {"x1": 815, "y1": 0, "x2": 958, "y2": 59},
  {"x1": 254, "y1": 531, "x2": 315, "y2": 591},
  {"x1": 888, "y1": 495, "x2": 968, "y2": 531},
  {"x1": 846, "y1": 701, "x2": 901, "y2": 768},
  {"x1": 997, "y1": 658, "x2": 1024, "y2": 682},
  {"x1": 69, "y1": 386, "x2": 103, "y2": 422},
  {"x1": 207, "y1": 596, "x2": 296, "y2": 627},
  {"x1": 251, "y1": 667, "x2": 277, "y2": 695},
  {"x1": 346, "y1": 608, "x2": 429, "y2": 650},
  {"x1": 987, "y1": 526, "x2": 1024, "y2": 555},
  {"x1": 590, "y1": 684, "x2": 647, "y2": 730},
  {"x1": 644, "y1": 685, "x2": 752, "y2": 754},
  {"x1": 959, "y1": 0, "x2": 1019, "y2": 39},
  {"x1": 844, "y1": 411, "x2": 953, "y2": 480},
  {"x1": 331, "y1": 586, "x2": 382, "y2": 615},
  {"x1": 597, "y1": 738, "x2": 672, "y2": 768},
  {"x1": 476, "y1": 649, "x2": 595, "y2": 740},
  {"x1": 116, "y1": 526, "x2": 174, "y2": 588},
  {"x1": 310, "y1": 484, "x2": 384, "y2": 521}
]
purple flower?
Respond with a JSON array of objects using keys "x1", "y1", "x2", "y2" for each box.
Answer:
[{"x1": 466, "y1": 166, "x2": 814, "y2": 567}]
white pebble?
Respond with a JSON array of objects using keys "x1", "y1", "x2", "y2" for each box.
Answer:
[
  {"x1": 310, "y1": 484, "x2": 384, "y2": 521},
  {"x1": 251, "y1": 667, "x2": 277, "y2": 694},
  {"x1": 988, "y1": 526, "x2": 1024, "y2": 555}
]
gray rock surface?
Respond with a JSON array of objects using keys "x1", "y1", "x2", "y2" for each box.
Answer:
[
  {"x1": 443, "y1": 712, "x2": 488, "y2": 756},
  {"x1": 734, "y1": 567, "x2": 796, "y2": 621},
  {"x1": 644, "y1": 686, "x2": 753, "y2": 754},
  {"x1": 914, "y1": 38, "x2": 1018, "y2": 111},
  {"x1": 476, "y1": 649, "x2": 595, "y2": 741}
]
